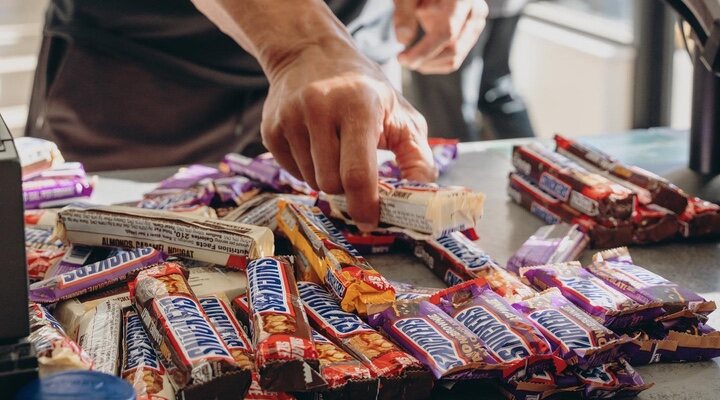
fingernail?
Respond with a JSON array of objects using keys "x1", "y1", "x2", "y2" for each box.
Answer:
[{"x1": 356, "y1": 222, "x2": 375, "y2": 233}]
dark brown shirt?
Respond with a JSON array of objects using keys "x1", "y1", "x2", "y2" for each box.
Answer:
[{"x1": 27, "y1": 0, "x2": 392, "y2": 171}]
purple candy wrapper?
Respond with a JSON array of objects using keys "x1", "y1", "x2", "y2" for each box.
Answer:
[
  {"x1": 29, "y1": 247, "x2": 166, "y2": 303},
  {"x1": 213, "y1": 176, "x2": 259, "y2": 204},
  {"x1": 665, "y1": 327, "x2": 720, "y2": 362},
  {"x1": 378, "y1": 140, "x2": 458, "y2": 179},
  {"x1": 155, "y1": 164, "x2": 223, "y2": 190},
  {"x1": 497, "y1": 370, "x2": 582, "y2": 400},
  {"x1": 44, "y1": 246, "x2": 122, "y2": 279},
  {"x1": 519, "y1": 262, "x2": 663, "y2": 330},
  {"x1": 23, "y1": 176, "x2": 94, "y2": 209},
  {"x1": 368, "y1": 299, "x2": 499, "y2": 380},
  {"x1": 512, "y1": 288, "x2": 630, "y2": 369},
  {"x1": 506, "y1": 223, "x2": 588, "y2": 275},
  {"x1": 430, "y1": 280, "x2": 563, "y2": 378},
  {"x1": 575, "y1": 358, "x2": 652, "y2": 398},
  {"x1": 221, "y1": 152, "x2": 315, "y2": 194},
  {"x1": 589, "y1": 247, "x2": 716, "y2": 316}
]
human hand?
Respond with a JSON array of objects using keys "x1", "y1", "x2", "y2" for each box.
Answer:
[
  {"x1": 261, "y1": 41, "x2": 436, "y2": 230},
  {"x1": 394, "y1": 0, "x2": 488, "y2": 74}
]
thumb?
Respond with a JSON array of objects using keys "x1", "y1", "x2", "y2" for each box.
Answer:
[{"x1": 393, "y1": 0, "x2": 419, "y2": 46}]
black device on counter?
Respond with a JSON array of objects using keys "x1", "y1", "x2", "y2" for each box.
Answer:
[
  {"x1": 0, "y1": 114, "x2": 38, "y2": 395},
  {"x1": 666, "y1": 0, "x2": 720, "y2": 176}
]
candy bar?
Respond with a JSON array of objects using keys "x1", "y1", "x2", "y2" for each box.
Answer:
[
  {"x1": 496, "y1": 371, "x2": 581, "y2": 400},
  {"x1": 130, "y1": 262, "x2": 251, "y2": 398},
  {"x1": 338, "y1": 224, "x2": 398, "y2": 255},
  {"x1": 554, "y1": 134, "x2": 689, "y2": 214},
  {"x1": 589, "y1": 247, "x2": 716, "y2": 316},
  {"x1": 155, "y1": 164, "x2": 223, "y2": 190},
  {"x1": 138, "y1": 183, "x2": 215, "y2": 212},
  {"x1": 122, "y1": 309, "x2": 175, "y2": 400},
  {"x1": 408, "y1": 230, "x2": 535, "y2": 301},
  {"x1": 506, "y1": 223, "x2": 588, "y2": 275},
  {"x1": 519, "y1": 262, "x2": 663, "y2": 330},
  {"x1": 304, "y1": 329, "x2": 379, "y2": 400},
  {"x1": 322, "y1": 177, "x2": 485, "y2": 237},
  {"x1": 508, "y1": 172, "x2": 634, "y2": 248},
  {"x1": 44, "y1": 245, "x2": 104, "y2": 279},
  {"x1": 29, "y1": 247, "x2": 166, "y2": 303},
  {"x1": 221, "y1": 152, "x2": 315, "y2": 194},
  {"x1": 297, "y1": 281, "x2": 433, "y2": 400},
  {"x1": 200, "y1": 295, "x2": 255, "y2": 371},
  {"x1": 28, "y1": 302, "x2": 94, "y2": 376},
  {"x1": 246, "y1": 257, "x2": 326, "y2": 392},
  {"x1": 664, "y1": 326, "x2": 720, "y2": 362},
  {"x1": 77, "y1": 299, "x2": 123, "y2": 375},
  {"x1": 23, "y1": 175, "x2": 94, "y2": 209},
  {"x1": 632, "y1": 204, "x2": 679, "y2": 244},
  {"x1": 25, "y1": 227, "x2": 67, "y2": 281},
  {"x1": 25, "y1": 208, "x2": 60, "y2": 229},
  {"x1": 390, "y1": 280, "x2": 440, "y2": 301},
  {"x1": 369, "y1": 299, "x2": 498, "y2": 380},
  {"x1": 511, "y1": 288, "x2": 629, "y2": 369},
  {"x1": 575, "y1": 358, "x2": 652, "y2": 399},
  {"x1": 430, "y1": 280, "x2": 562, "y2": 376},
  {"x1": 277, "y1": 200, "x2": 395, "y2": 315},
  {"x1": 512, "y1": 144, "x2": 635, "y2": 219},
  {"x1": 679, "y1": 197, "x2": 720, "y2": 237},
  {"x1": 15, "y1": 137, "x2": 65, "y2": 179},
  {"x1": 55, "y1": 204, "x2": 274, "y2": 269}
]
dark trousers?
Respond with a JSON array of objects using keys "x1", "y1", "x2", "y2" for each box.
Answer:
[{"x1": 407, "y1": 15, "x2": 535, "y2": 141}]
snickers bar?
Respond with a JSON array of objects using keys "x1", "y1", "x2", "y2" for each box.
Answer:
[
  {"x1": 277, "y1": 200, "x2": 395, "y2": 316},
  {"x1": 30, "y1": 247, "x2": 165, "y2": 303},
  {"x1": 130, "y1": 262, "x2": 250, "y2": 398},
  {"x1": 520, "y1": 262, "x2": 664, "y2": 330},
  {"x1": 506, "y1": 223, "x2": 588, "y2": 275},
  {"x1": 246, "y1": 257, "x2": 326, "y2": 392},
  {"x1": 512, "y1": 143, "x2": 635, "y2": 219},
  {"x1": 430, "y1": 280, "x2": 562, "y2": 376},
  {"x1": 512, "y1": 288, "x2": 629, "y2": 369},
  {"x1": 298, "y1": 281, "x2": 433, "y2": 400}
]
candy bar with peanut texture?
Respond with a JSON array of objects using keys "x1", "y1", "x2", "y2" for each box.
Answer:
[
  {"x1": 246, "y1": 257, "x2": 326, "y2": 392},
  {"x1": 130, "y1": 262, "x2": 251, "y2": 398}
]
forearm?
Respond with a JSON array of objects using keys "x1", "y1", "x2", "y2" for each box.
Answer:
[{"x1": 191, "y1": 0, "x2": 357, "y2": 81}]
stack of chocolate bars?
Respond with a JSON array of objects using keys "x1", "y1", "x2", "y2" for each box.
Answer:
[
  {"x1": 18, "y1": 143, "x2": 720, "y2": 400},
  {"x1": 509, "y1": 135, "x2": 720, "y2": 248}
]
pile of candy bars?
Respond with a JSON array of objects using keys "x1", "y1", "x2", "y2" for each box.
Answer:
[
  {"x1": 17, "y1": 137, "x2": 94, "y2": 210},
  {"x1": 509, "y1": 135, "x2": 720, "y2": 248},
  {"x1": 21, "y1": 144, "x2": 720, "y2": 400}
]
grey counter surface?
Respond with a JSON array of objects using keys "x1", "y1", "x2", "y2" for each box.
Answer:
[{"x1": 94, "y1": 129, "x2": 720, "y2": 399}]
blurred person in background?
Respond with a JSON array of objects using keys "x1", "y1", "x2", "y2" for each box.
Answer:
[{"x1": 406, "y1": 0, "x2": 535, "y2": 141}]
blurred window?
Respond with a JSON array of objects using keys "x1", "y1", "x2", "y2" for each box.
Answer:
[{"x1": 525, "y1": 0, "x2": 635, "y2": 44}]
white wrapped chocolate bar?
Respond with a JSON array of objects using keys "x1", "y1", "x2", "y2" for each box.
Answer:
[
  {"x1": 55, "y1": 204, "x2": 274, "y2": 269},
  {"x1": 77, "y1": 299, "x2": 123, "y2": 375},
  {"x1": 323, "y1": 178, "x2": 485, "y2": 236}
]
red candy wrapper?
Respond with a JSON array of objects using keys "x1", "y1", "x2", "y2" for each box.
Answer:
[
  {"x1": 519, "y1": 261, "x2": 664, "y2": 330},
  {"x1": 512, "y1": 143, "x2": 635, "y2": 220},
  {"x1": 508, "y1": 172, "x2": 634, "y2": 248},
  {"x1": 130, "y1": 262, "x2": 251, "y2": 398},
  {"x1": 430, "y1": 279, "x2": 564, "y2": 377},
  {"x1": 246, "y1": 257, "x2": 326, "y2": 392},
  {"x1": 298, "y1": 281, "x2": 433, "y2": 400}
]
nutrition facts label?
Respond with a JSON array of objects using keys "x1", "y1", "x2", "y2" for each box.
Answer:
[{"x1": 58, "y1": 206, "x2": 274, "y2": 268}]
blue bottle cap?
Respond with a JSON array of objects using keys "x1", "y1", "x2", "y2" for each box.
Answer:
[{"x1": 15, "y1": 370, "x2": 136, "y2": 400}]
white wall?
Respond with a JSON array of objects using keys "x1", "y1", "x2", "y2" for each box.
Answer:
[{"x1": 510, "y1": 17, "x2": 635, "y2": 138}]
